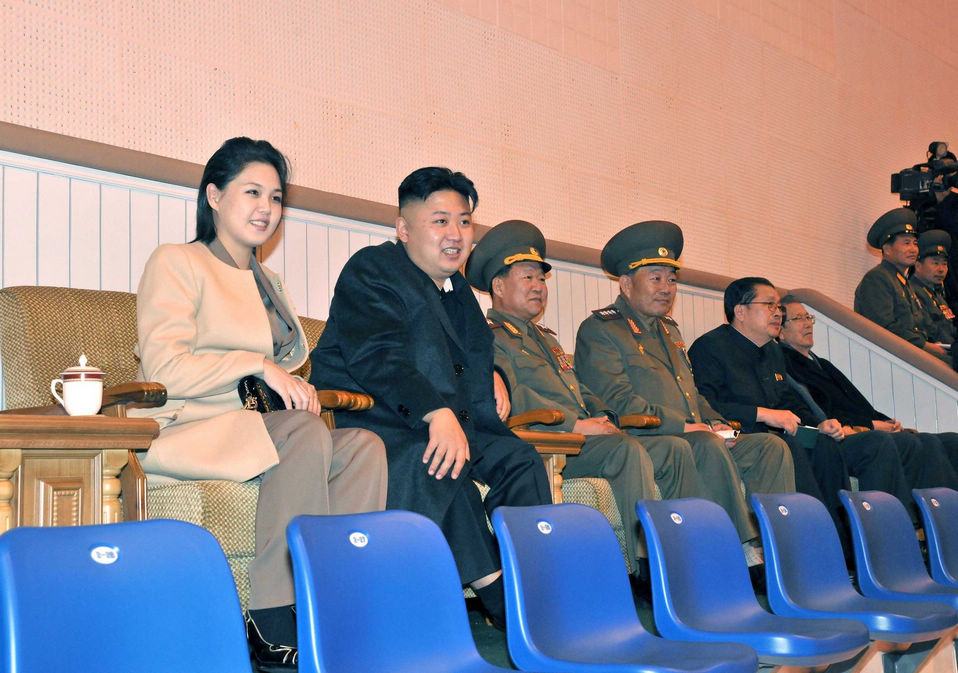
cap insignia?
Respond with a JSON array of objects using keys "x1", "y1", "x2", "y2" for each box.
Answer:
[
  {"x1": 774, "y1": 373, "x2": 783, "y2": 382},
  {"x1": 658, "y1": 247, "x2": 669, "y2": 257}
]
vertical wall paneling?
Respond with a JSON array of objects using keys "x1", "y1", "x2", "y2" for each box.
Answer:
[
  {"x1": 68, "y1": 179, "x2": 100, "y2": 290},
  {"x1": 157, "y1": 195, "x2": 187, "y2": 247},
  {"x1": 100, "y1": 185, "x2": 132, "y2": 291},
  {"x1": 0, "y1": 148, "x2": 955, "y2": 432},
  {"x1": 890, "y1": 365, "x2": 917, "y2": 430},
  {"x1": 2, "y1": 166, "x2": 38, "y2": 287},
  {"x1": 306, "y1": 224, "x2": 330, "y2": 319},
  {"x1": 280, "y1": 218, "x2": 309, "y2": 318},
  {"x1": 37, "y1": 172, "x2": 70, "y2": 288},
  {"x1": 129, "y1": 190, "x2": 160, "y2": 290}
]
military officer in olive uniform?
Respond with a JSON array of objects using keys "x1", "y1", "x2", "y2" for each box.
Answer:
[
  {"x1": 575, "y1": 221, "x2": 795, "y2": 548},
  {"x1": 909, "y1": 229, "x2": 956, "y2": 347},
  {"x1": 854, "y1": 208, "x2": 951, "y2": 365},
  {"x1": 466, "y1": 220, "x2": 705, "y2": 568}
]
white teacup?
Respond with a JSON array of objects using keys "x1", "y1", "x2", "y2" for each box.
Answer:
[{"x1": 51, "y1": 355, "x2": 104, "y2": 416}]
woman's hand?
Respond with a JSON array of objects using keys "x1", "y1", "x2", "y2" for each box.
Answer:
[{"x1": 262, "y1": 359, "x2": 322, "y2": 415}]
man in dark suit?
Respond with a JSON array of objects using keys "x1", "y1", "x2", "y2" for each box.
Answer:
[
  {"x1": 688, "y1": 278, "x2": 914, "y2": 523},
  {"x1": 309, "y1": 167, "x2": 551, "y2": 626},
  {"x1": 779, "y1": 295, "x2": 958, "y2": 484}
]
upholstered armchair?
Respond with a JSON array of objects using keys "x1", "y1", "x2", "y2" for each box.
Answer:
[{"x1": 0, "y1": 285, "x2": 371, "y2": 609}]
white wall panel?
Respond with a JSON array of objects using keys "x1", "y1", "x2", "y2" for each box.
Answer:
[
  {"x1": 0, "y1": 148, "x2": 955, "y2": 433},
  {"x1": 2, "y1": 166, "x2": 37, "y2": 287},
  {"x1": 37, "y1": 172, "x2": 70, "y2": 288},
  {"x1": 99, "y1": 185, "x2": 130, "y2": 291},
  {"x1": 68, "y1": 180, "x2": 101, "y2": 290}
]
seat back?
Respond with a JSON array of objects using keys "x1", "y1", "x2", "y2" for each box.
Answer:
[
  {"x1": 491, "y1": 504, "x2": 650, "y2": 668},
  {"x1": 0, "y1": 286, "x2": 140, "y2": 408},
  {"x1": 913, "y1": 487, "x2": 958, "y2": 586},
  {"x1": 0, "y1": 518, "x2": 251, "y2": 673},
  {"x1": 287, "y1": 511, "x2": 495, "y2": 673},
  {"x1": 750, "y1": 493, "x2": 859, "y2": 613},
  {"x1": 839, "y1": 489, "x2": 934, "y2": 594},
  {"x1": 636, "y1": 498, "x2": 761, "y2": 632}
]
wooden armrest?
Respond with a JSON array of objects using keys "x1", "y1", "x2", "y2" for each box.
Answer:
[
  {"x1": 318, "y1": 390, "x2": 374, "y2": 412},
  {"x1": 506, "y1": 409, "x2": 565, "y2": 430},
  {"x1": 101, "y1": 382, "x2": 167, "y2": 409},
  {"x1": 618, "y1": 414, "x2": 661, "y2": 429},
  {"x1": 0, "y1": 382, "x2": 167, "y2": 417}
]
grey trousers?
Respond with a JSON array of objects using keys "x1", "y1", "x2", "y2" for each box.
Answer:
[
  {"x1": 563, "y1": 432, "x2": 658, "y2": 562},
  {"x1": 249, "y1": 410, "x2": 387, "y2": 609},
  {"x1": 674, "y1": 431, "x2": 794, "y2": 542}
]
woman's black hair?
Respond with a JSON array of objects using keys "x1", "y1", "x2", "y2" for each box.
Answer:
[{"x1": 192, "y1": 137, "x2": 290, "y2": 243}]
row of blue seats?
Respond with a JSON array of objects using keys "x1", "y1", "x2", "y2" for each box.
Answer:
[{"x1": 0, "y1": 488, "x2": 956, "y2": 672}]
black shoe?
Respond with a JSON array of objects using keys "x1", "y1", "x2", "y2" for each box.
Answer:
[
  {"x1": 473, "y1": 577, "x2": 507, "y2": 631},
  {"x1": 245, "y1": 611, "x2": 298, "y2": 671}
]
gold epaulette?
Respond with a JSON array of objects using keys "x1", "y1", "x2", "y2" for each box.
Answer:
[{"x1": 592, "y1": 305, "x2": 621, "y2": 320}]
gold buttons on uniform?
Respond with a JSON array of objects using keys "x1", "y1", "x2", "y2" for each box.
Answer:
[{"x1": 676, "y1": 375, "x2": 682, "y2": 381}]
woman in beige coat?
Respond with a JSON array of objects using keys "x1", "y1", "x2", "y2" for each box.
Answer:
[{"x1": 133, "y1": 137, "x2": 387, "y2": 669}]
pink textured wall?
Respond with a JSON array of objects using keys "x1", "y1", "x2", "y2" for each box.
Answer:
[{"x1": 2, "y1": 0, "x2": 957, "y2": 304}]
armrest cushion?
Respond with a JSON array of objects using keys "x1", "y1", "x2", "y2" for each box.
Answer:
[
  {"x1": 618, "y1": 413, "x2": 662, "y2": 429},
  {"x1": 506, "y1": 409, "x2": 565, "y2": 429}
]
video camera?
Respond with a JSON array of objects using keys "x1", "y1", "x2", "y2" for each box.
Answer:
[{"x1": 891, "y1": 160, "x2": 958, "y2": 201}]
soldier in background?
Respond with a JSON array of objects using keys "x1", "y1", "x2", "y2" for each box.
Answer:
[
  {"x1": 854, "y1": 208, "x2": 951, "y2": 365},
  {"x1": 909, "y1": 229, "x2": 956, "y2": 348}
]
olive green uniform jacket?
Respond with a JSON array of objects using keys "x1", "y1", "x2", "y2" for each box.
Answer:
[{"x1": 575, "y1": 295, "x2": 796, "y2": 542}]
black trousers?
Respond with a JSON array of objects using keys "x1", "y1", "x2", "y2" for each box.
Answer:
[{"x1": 443, "y1": 432, "x2": 551, "y2": 584}]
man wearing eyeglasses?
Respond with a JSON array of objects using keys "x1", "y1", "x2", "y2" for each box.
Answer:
[
  {"x1": 689, "y1": 277, "x2": 913, "y2": 525},
  {"x1": 779, "y1": 296, "x2": 958, "y2": 484}
]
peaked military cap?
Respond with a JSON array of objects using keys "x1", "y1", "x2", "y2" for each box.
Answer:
[
  {"x1": 867, "y1": 208, "x2": 918, "y2": 248},
  {"x1": 600, "y1": 220, "x2": 683, "y2": 277},
  {"x1": 465, "y1": 219, "x2": 551, "y2": 291},
  {"x1": 918, "y1": 229, "x2": 951, "y2": 260}
]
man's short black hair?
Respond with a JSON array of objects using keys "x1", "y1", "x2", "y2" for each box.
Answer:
[
  {"x1": 724, "y1": 276, "x2": 775, "y2": 322},
  {"x1": 398, "y1": 166, "x2": 478, "y2": 211}
]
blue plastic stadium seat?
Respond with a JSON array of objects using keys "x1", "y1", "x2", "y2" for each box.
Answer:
[
  {"x1": 913, "y1": 488, "x2": 958, "y2": 588},
  {"x1": 840, "y1": 489, "x2": 958, "y2": 610},
  {"x1": 636, "y1": 497, "x2": 870, "y2": 668},
  {"x1": 491, "y1": 503, "x2": 758, "y2": 673},
  {"x1": 0, "y1": 519, "x2": 251, "y2": 673},
  {"x1": 751, "y1": 492, "x2": 956, "y2": 643},
  {"x1": 287, "y1": 510, "x2": 546, "y2": 673}
]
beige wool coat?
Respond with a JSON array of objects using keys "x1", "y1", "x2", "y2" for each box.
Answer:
[{"x1": 130, "y1": 242, "x2": 309, "y2": 482}]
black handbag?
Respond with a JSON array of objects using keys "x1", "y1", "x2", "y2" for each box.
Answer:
[{"x1": 238, "y1": 375, "x2": 286, "y2": 413}]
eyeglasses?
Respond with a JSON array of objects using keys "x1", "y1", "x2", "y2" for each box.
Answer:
[
  {"x1": 783, "y1": 314, "x2": 816, "y2": 324},
  {"x1": 744, "y1": 301, "x2": 783, "y2": 314}
]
